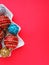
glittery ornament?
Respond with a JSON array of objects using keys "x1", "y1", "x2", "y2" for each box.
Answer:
[
  {"x1": 0, "y1": 47, "x2": 10, "y2": 58},
  {"x1": 8, "y1": 23, "x2": 19, "y2": 35},
  {"x1": 0, "y1": 15, "x2": 11, "y2": 30},
  {"x1": 0, "y1": 6, "x2": 6, "y2": 15},
  {"x1": 0, "y1": 29, "x2": 4, "y2": 42},
  {"x1": 4, "y1": 35, "x2": 18, "y2": 50},
  {"x1": 0, "y1": 43, "x2": 2, "y2": 49}
]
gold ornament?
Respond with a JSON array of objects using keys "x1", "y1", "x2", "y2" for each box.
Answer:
[{"x1": 0, "y1": 47, "x2": 10, "y2": 58}]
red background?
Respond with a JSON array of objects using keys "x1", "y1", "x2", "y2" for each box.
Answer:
[{"x1": 0, "y1": 0, "x2": 49, "y2": 65}]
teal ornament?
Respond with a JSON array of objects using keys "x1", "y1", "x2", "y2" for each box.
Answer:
[{"x1": 8, "y1": 23, "x2": 19, "y2": 35}]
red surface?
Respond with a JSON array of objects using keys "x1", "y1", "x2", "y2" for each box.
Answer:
[{"x1": 0, "y1": 0, "x2": 49, "y2": 65}]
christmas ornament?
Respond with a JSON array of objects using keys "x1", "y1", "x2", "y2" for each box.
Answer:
[
  {"x1": 4, "y1": 35, "x2": 18, "y2": 50},
  {"x1": 8, "y1": 23, "x2": 19, "y2": 35},
  {"x1": 0, "y1": 43, "x2": 2, "y2": 49},
  {"x1": 0, "y1": 47, "x2": 10, "y2": 58},
  {"x1": 0, "y1": 29, "x2": 4, "y2": 42},
  {"x1": 0, "y1": 15, "x2": 11, "y2": 30},
  {"x1": 0, "y1": 6, "x2": 6, "y2": 15}
]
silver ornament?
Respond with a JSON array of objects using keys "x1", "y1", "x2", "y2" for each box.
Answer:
[{"x1": 0, "y1": 6, "x2": 6, "y2": 15}]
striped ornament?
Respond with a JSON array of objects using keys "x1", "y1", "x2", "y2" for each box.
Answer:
[
  {"x1": 0, "y1": 15, "x2": 11, "y2": 30},
  {"x1": 0, "y1": 29, "x2": 4, "y2": 42},
  {"x1": 4, "y1": 35, "x2": 18, "y2": 50}
]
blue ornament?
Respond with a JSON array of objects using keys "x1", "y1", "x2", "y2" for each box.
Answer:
[{"x1": 8, "y1": 23, "x2": 19, "y2": 35}]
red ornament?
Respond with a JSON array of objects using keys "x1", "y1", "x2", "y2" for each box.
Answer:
[
  {"x1": 4, "y1": 35, "x2": 18, "y2": 50},
  {"x1": 0, "y1": 44, "x2": 2, "y2": 49},
  {"x1": 0, "y1": 29, "x2": 4, "y2": 42},
  {"x1": 0, "y1": 15, "x2": 11, "y2": 30}
]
